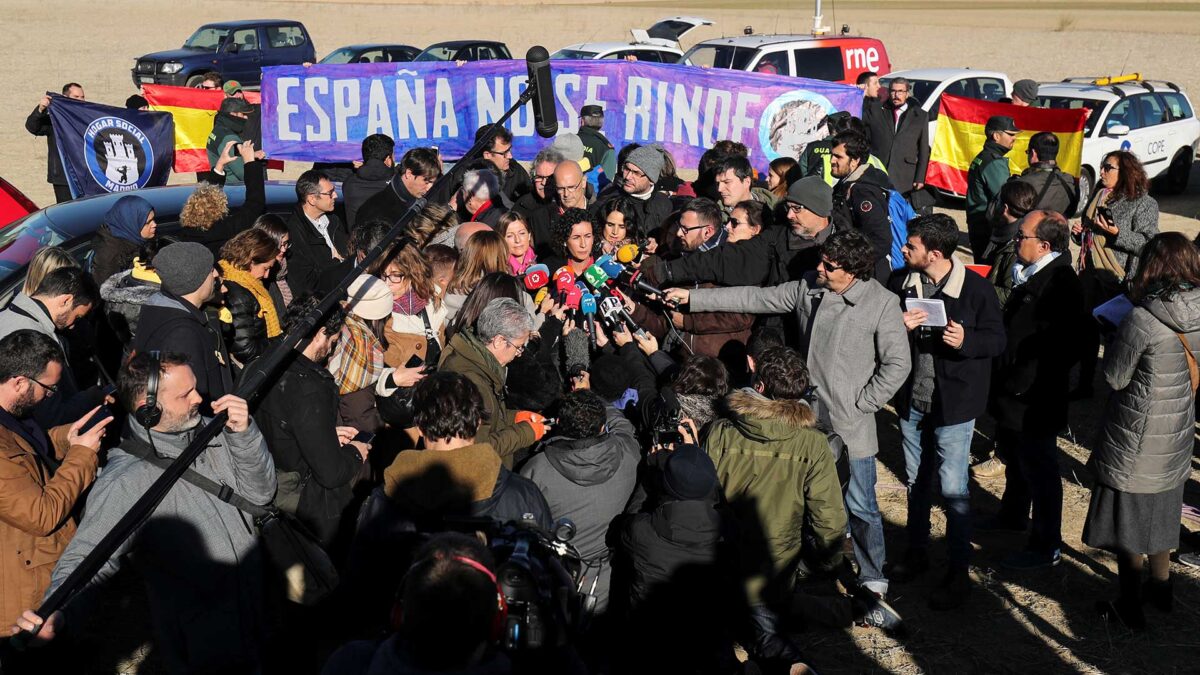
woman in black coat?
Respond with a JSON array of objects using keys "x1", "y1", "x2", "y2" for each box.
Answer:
[
  {"x1": 217, "y1": 228, "x2": 283, "y2": 364},
  {"x1": 90, "y1": 195, "x2": 157, "y2": 285}
]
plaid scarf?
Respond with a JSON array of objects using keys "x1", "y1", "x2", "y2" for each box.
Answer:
[{"x1": 328, "y1": 315, "x2": 386, "y2": 394}]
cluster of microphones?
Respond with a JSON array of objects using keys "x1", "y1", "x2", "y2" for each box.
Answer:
[{"x1": 520, "y1": 243, "x2": 669, "y2": 347}]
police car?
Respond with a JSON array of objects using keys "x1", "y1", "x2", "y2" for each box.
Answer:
[
  {"x1": 1035, "y1": 75, "x2": 1200, "y2": 205},
  {"x1": 551, "y1": 17, "x2": 713, "y2": 63}
]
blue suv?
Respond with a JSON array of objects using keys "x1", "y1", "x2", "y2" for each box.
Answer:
[{"x1": 132, "y1": 19, "x2": 316, "y2": 89}]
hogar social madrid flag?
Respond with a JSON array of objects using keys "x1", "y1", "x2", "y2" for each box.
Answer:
[
  {"x1": 927, "y1": 94, "x2": 1087, "y2": 195},
  {"x1": 47, "y1": 94, "x2": 174, "y2": 198},
  {"x1": 143, "y1": 84, "x2": 281, "y2": 173}
]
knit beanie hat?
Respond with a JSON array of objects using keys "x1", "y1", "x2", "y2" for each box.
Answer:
[
  {"x1": 663, "y1": 444, "x2": 719, "y2": 501},
  {"x1": 627, "y1": 146, "x2": 664, "y2": 184},
  {"x1": 549, "y1": 133, "x2": 586, "y2": 162},
  {"x1": 154, "y1": 242, "x2": 214, "y2": 296},
  {"x1": 588, "y1": 354, "x2": 633, "y2": 402}
]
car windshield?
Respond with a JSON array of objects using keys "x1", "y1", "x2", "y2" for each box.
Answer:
[
  {"x1": 551, "y1": 49, "x2": 599, "y2": 60},
  {"x1": 683, "y1": 45, "x2": 756, "y2": 70},
  {"x1": 183, "y1": 27, "x2": 230, "y2": 50},
  {"x1": 0, "y1": 215, "x2": 66, "y2": 289},
  {"x1": 416, "y1": 46, "x2": 456, "y2": 62},
  {"x1": 1036, "y1": 96, "x2": 1107, "y2": 134},
  {"x1": 319, "y1": 48, "x2": 358, "y2": 65}
]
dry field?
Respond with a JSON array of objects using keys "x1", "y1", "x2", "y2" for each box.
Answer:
[{"x1": 3, "y1": 2, "x2": 1200, "y2": 673}]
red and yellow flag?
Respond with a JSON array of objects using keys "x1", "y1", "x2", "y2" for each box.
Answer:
[
  {"x1": 927, "y1": 94, "x2": 1087, "y2": 195},
  {"x1": 142, "y1": 84, "x2": 268, "y2": 173}
]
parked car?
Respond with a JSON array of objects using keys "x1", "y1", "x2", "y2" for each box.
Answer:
[
  {"x1": 681, "y1": 33, "x2": 890, "y2": 85},
  {"x1": 131, "y1": 19, "x2": 316, "y2": 89},
  {"x1": 0, "y1": 181, "x2": 331, "y2": 295},
  {"x1": 415, "y1": 41, "x2": 512, "y2": 62},
  {"x1": 0, "y1": 176, "x2": 37, "y2": 235},
  {"x1": 552, "y1": 16, "x2": 712, "y2": 63},
  {"x1": 1035, "y1": 76, "x2": 1199, "y2": 204},
  {"x1": 319, "y1": 44, "x2": 421, "y2": 65}
]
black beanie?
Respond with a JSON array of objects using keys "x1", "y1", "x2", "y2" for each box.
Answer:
[{"x1": 662, "y1": 444, "x2": 719, "y2": 501}]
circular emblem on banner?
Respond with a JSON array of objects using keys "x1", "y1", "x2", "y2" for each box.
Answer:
[
  {"x1": 83, "y1": 116, "x2": 155, "y2": 192},
  {"x1": 758, "y1": 91, "x2": 838, "y2": 162}
]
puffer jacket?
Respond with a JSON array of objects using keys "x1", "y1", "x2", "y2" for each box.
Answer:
[
  {"x1": 222, "y1": 279, "x2": 270, "y2": 364},
  {"x1": 704, "y1": 390, "x2": 847, "y2": 603},
  {"x1": 1090, "y1": 288, "x2": 1200, "y2": 493},
  {"x1": 100, "y1": 266, "x2": 160, "y2": 341}
]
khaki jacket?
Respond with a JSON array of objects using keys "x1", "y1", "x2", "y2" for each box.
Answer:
[{"x1": 0, "y1": 423, "x2": 97, "y2": 622}]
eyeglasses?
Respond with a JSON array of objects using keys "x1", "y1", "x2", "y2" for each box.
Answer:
[
  {"x1": 1012, "y1": 232, "x2": 1042, "y2": 243},
  {"x1": 502, "y1": 337, "x2": 527, "y2": 355},
  {"x1": 785, "y1": 203, "x2": 808, "y2": 214},
  {"x1": 315, "y1": 189, "x2": 336, "y2": 198},
  {"x1": 888, "y1": 89, "x2": 907, "y2": 95},
  {"x1": 383, "y1": 273, "x2": 406, "y2": 284},
  {"x1": 677, "y1": 223, "x2": 708, "y2": 234},
  {"x1": 1100, "y1": 163, "x2": 1119, "y2": 173},
  {"x1": 28, "y1": 378, "x2": 58, "y2": 395},
  {"x1": 622, "y1": 165, "x2": 647, "y2": 179},
  {"x1": 556, "y1": 183, "x2": 582, "y2": 194},
  {"x1": 278, "y1": 240, "x2": 291, "y2": 251},
  {"x1": 485, "y1": 148, "x2": 513, "y2": 158},
  {"x1": 533, "y1": 174, "x2": 554, "y2": 183},
  {"x1": 727, "y1": 217, "x2": 750, "y2": 228},
  {"x1": 197, "y1": 83, "x2": 220, "y2": 90},
  {"x1": 817, "y1": 259, "x2": 843, "y2": 272}
]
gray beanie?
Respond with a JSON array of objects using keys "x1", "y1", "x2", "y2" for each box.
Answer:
[
  {"x1": 627, "y1": 145, "x2": 664, "y2": 184},
  {"x1": 786, "y1": 176, "x2": 833, "y2": 218},
  {"x1": 154, "y1": 242, "x2": 215, "y2": 296},
  {"x1": 549, "y1": 133, "x2": 585, "y2": 162},
  {"x1": 1012, "y1": 79, "x2": 1039, "y2": 104}
]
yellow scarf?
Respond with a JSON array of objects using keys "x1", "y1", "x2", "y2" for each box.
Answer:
[{"x1": 218, "y1": 260, "x2": 282, "y2": 337}]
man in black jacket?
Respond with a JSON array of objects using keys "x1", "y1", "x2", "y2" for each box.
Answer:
[
  {"x1": 130, "y1": 242, "x2": 232, "y2": 406},
  {"x1": 605, "y1": 146, "x2": 674, "y2": 235},
  {"x1": 1013, "y1": 132, "x2": 1079, "y2": 218},
  {"x1": 342, "y1": 133, "x2": 396, "y2": 230},
  {"x1": 830, "y1": 131, "x2": 895, "y2": 280},
  {"x1": 25, "y1": 83, "x2": 85, "y2": 203},
  {"x1": 514, "y1": 146, "x2": 565, "y2": 259},
  {"x1": 862, "y1": 77, "x2": 930, "y2": 201},
  {"x1": 886, "y1": 214, "x2": 1006, "y2": 609},
  {"x1": 983, "y1": 211, "x2": 1084, "y2": 571},
  {"x1": 256, "y1": 306, "x2": 367, "y2": 546},
  {"x1": 476, "y1": 124, "x2": 531, "y2": 207},
  {"x1": 284, "y1": 170, "x2": 350, "y2": 300},
  {"x1": 355, "y1": 147, "x2": 441, "y2": 230}
]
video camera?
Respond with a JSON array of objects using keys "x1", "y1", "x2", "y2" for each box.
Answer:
[{"x1": 646, "y1": 386, "x2": 684, "y2": 446}]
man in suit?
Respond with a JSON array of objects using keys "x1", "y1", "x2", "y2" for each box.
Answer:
[
  {"x1": 863, "y1": 77, "x2": 930, "y2": 202},
  {"x1": 285, "y1": 170, "x2": 350, "y2": 300}
]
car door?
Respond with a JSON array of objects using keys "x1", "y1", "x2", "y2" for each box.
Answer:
[
  {"x1": 751, "y1": 49, "x2": 791, "y2": 77},
  {"x1": 220, "y1": 27, "x2": 264, "y2": 84},
  {"x1": 1130, "y1": 93, "x2": 1173, "y2": 177},
  {"x1": 264, "y1": 24, "x2": 310, "y2": 67}
]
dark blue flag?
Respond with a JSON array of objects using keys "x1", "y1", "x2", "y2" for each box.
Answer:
[{"x1": 47, "y1": 93, "x2": 174, "y2": 198}]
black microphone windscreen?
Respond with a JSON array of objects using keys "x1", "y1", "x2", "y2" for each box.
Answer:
[
  {"x1": 526, "y1": 46, "x2": 559, "y2": 139},
  {"x1": 564, "y1": 327, "x2": 590, "y2": 374}
]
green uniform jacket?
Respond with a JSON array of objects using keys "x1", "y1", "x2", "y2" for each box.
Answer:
[
  {"x1": 965, "y1": 140, "x2": 1012, "y2": 222},
  {"x1": 704, "y1": 389, "x2": 847, "y2": 603},
  {"x1": 578, "y1": 126, "x2": 617, "y2": 182},
  {"x1": 439, "y1": 330, "x2": 536, "y2": 468}
]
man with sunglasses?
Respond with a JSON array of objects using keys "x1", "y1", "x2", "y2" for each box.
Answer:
[{"x1": 966, "y1": 115, "x2": 1020, "y2": 261}]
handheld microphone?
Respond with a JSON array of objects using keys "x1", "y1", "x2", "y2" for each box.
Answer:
[
  {"x1": 599, "y1": 295, "x2": 646, "y2": 337},
  {"x1": 525, "y1": 46, "x2": 559, "y2": 139},
  {"x1": 553, "y1": 266, "x2": 575, "y2": 304},
  {"x1": 533, "y1": 287, "x2": 550, "y2": 306},
  {"x1": 616, "y1": 243, "x2": 643, "y2": 265},
  {"x1": 564, "y1": 283, "x2": 583, "y2": 310},
  {"x1": 596, "y1": 254, "x2": 624, "y2": 279},
  {"x1": 580, "y1": 292, "x2": 598, "y2": 349},
  {"x1": 618, "y1": 268, "x2": 669, "y2": 300},
  {"x1": 522, "y1": 263, "x2": 550, "y2": 291},
  {"x1": 582, "y1": 263, "x2": 610, "y2": 290}
]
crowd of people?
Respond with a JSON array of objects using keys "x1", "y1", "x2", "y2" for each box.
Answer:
[{"x1": 1, "y1": 72, "x2": 1194, "y2": 674}]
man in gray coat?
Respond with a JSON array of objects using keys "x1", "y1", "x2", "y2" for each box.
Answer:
[
  {"x1": 666, "y1": 229, "x2": 912, "y2": 598},
  {"x1": 17, "y1": 352, "x2": 276, "y2": 673},
  {"x1": 521, "y1": 389, "x2": 639, "y2": 615}
]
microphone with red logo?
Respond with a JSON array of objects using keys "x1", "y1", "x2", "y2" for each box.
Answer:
[
  {"x1": 553, "y1": 266, "x2": 576, "y2": 305},
  {"x1": 522, "y1": 263, "x2": 550, "y2": 292}
]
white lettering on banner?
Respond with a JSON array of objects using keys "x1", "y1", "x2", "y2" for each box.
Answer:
[
  {"x1": 555, "y1": 74, "x2": 582, "y2": 133},
  {"x1": 585, "y1": 77, "x2": 608, "y2": 110},
  {"x1": 366, "y1": 80, "x2": 395, "y2": 138},
  {"x1": 277, "y1": 77, "x2": 301, "y2": 142},
  {"x1": 702, "y1": 89, "x2": 732, "y2": 147},
  {"x1": 476, "y1": 77, "x2": 506, "y2": 127},
  {"x1": 395, "y1": 79, "x2": 427, "y2": 139},
  {"x1": 844, "y1": 47, "x2": 880, "y2": 73},
  {"x1": 304, "y1": 78, "x2": 331, "y2": 141},
  {"x1": 625, "y1": 77, "x2": 652, "y2": 140},
  {"x1": 671, "y1": 84, "x2": 703, "y2": 145},
  {"x1": 333, "y1": 80, "x2": 360, "y2": 142},
  {"x1": 508, "y1": 76, "x2": 535, "y2": 136},
  {"x1": 731, "y1": 93, "x2": 759, "y2": 146},
  {"x1": 433, "y1": 78, "x2": 458, "y2": 138},
  {"x1": 655, "y1": 81, "x2": 669, "y2": 141}
]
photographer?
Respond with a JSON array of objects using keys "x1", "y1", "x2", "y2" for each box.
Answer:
[{"x1": 520, "y1": 390, "x2": 638, "y2": 616}]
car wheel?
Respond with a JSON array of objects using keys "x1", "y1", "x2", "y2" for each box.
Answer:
[
  {"x1": 185, "y1": 74, "x2": 206, "y2": 88},
  {"x1": 1158, "y1": 149, "x2": 1193, "y2": 195},
  {"x1": 1078, "y1": 167, "x2": 1095, "y2": 210}
]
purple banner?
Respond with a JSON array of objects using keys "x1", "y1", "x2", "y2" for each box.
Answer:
[{"x1": 262, "y1": 60, "x2": 862, "y2": 168}]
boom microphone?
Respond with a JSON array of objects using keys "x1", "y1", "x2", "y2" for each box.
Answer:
[{"x1": 526, "y1": 46, "x2": 559, "y2": 139}]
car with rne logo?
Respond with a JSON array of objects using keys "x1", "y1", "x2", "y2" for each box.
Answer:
[{"x1": 681, "y1": 33, "x2": 890, "y2": 85}]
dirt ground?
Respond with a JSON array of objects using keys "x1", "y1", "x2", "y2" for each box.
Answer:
[{"x1": 4, "y1": 2, "x2": 1200, "y2": 673}]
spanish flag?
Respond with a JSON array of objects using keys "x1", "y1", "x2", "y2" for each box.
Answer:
[
  {"x1": 927, "y1": 94, "x2": 1087, "y2": 195},
  {"x1": 142, "y1": 84, "x2": 266, "y2": 173}
]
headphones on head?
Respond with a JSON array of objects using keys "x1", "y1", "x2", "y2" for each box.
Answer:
[
  {"x1": 134, "y1": 350, "x2": 163, "y2": 429},
  {"x1": 391, "y1": 553, "x2": 509, "y2": 644}
]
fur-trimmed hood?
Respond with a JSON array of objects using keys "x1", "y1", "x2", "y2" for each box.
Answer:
[{"x1": 725, "y1": 389, "x2": 816, "y2": 443}]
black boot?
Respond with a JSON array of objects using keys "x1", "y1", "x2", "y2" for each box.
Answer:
[
  {"x1": 1096, "y1": 597, "x2": 1146, "y2": 630},
  {"x1": 885, "y1": 548, "x2": 930, "y2": 584},
  {"x1": 929, "y1": 569, "x2": 971, "y2": 611},
  {"x1": 1143, "y1": 578, "x2": 1173, "y2": 613}
]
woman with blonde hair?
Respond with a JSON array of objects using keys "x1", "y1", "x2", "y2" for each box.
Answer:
[
  {"x1": 22, "y1": 246, "x2": 77, "y2": 296},
  {"x1": 444, "y1": 230, "x2": 508, "y2": 316},
  {"x1": 179, "y1": 145, "x2": 266, "y2": 255},
  {"x1": 499, "y1": 211, "x2": 537, "y2": 275},
  {"x1": 218, "y1": 228, "x2": 283, "y2": 363},
  {"x1": 407, "y1": 203, "x2": 459, "y2": 248}
]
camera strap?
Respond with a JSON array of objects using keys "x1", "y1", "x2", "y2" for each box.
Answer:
[{"x1": 120, "y1": 434, "x2": 274, "y2": 520}]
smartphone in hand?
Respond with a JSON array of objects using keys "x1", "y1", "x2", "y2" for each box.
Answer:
[
  {"x1": 79, "y1": 405, "x2": 114, "y2": 434},
  {"x1": 352, "y1": 431, "x2": 376, "y2": 445}
]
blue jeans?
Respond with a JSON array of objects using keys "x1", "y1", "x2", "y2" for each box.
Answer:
[
  {"x1": 899, "y1": 407, "x2": 974, "y2": 571},
  {"x1": 846, "y1": 457, "x2": 888, "y2": 595}
]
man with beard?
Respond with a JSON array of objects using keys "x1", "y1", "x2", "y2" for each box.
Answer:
[
  {"x1": 604, "y1": 146, "x2": 673, "y2": 234},
  {"x1": 666, "y1": 229, "x2": 911, "y2": 607},
  {"x1": 514, "y1": 146, "x2": 565, "y2": 259},
  {"x1": 0, "y1": 266, "x2": 103, "y2": 427},
  {"x1": 476, "y1": 124, "x2": 532, "y2": 206},
  {"x1": 0, "y1": 330, "x2": 110, "y2": 627},
  {"x1": 16, "y1": 351, "x2": 275, "y2": 673},
  {"x1": 356, "y1": 147, "x2": 442, "y2": 230}
]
